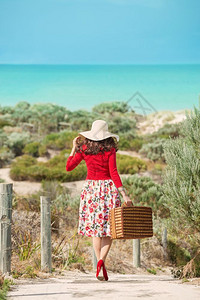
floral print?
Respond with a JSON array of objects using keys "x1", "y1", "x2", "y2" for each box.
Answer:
[{"x1": 78, "y1": 179, "x2": 121, "y2": 237}]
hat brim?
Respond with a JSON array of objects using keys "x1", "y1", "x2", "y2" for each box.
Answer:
[{"x1": 79, "y1": 130, "x2": 119, "y2": 142}]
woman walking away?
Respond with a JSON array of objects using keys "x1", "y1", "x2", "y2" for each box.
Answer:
[{"x1": 66, "y1": 120, "x2": 132, "y2": 281}]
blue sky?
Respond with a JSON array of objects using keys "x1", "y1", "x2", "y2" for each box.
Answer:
[{"x1": 0, "y1": 0, "x2": 199, "y2": 64}]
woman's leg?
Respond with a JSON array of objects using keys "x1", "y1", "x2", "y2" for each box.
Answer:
[
  {"x1": 93, "y1": 236, "x2": 112, "y2": 262},
  {"x1": 100, "y1": 237, "x2": 112, "y2": 262},
  {"x1": 94, "y1": 236, "x2": 111, "y2": 281},
  {"x1": 93, "y1": 237, "x2": 102, "y2": 261}
]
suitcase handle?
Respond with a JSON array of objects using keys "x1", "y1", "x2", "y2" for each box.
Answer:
[{"x1": 122, "y1": 201, "x2": 134, "y2": 207}]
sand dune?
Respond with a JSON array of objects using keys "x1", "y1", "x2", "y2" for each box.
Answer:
[{"x1": 138, "y1": 110, "x2": 188, "y2": 135}]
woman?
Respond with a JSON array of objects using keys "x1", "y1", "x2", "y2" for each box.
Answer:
[{"x1": 66, "y1": 119, "x2": 132, "y2": 281}]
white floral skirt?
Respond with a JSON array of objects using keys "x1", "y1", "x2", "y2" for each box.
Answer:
[{"x1": 78, "y1": 179, "x2": 121, "y2": 237}]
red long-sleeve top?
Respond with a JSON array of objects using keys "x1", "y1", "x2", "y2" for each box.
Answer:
[{"x1": 66, "y1": 145, "x2": 123, "y2": 188}]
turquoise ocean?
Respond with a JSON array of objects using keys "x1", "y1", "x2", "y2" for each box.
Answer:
[{"x1": 0, "y1": 64, "x2": 200, "y2": 113}]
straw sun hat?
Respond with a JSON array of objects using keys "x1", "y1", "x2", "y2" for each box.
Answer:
[{"x1": 79, "y1": 120, "x2": 119, "y2": 142}]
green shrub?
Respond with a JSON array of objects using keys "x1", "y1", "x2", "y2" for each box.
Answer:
[
  {"x1": 0, "y1": 101, "x2": 139, "y2": 146},
  {"x1": 152, "y1": 123, "x2": 181, "y2": 139},
  {"x1": 161, "y1": 107, "x2": 200, "y2": 275},
  {"x1": 27, "y1": 164, "x2": 49, "y2": 181},
  {"x1": 118, "y1": 136, "x2": 131, "y2": 150},
  {"x1": 142, "y1": 123, "x2": 182, "y2": 145},
  {"x1": 43, "y1": 131, "x2": 78, "y2": 150},
  {"x1": 118, "y1": 136, "x2": 144, "y2": 151},
  {"x1": 23, "y1": 142, "x2": 40, "y2": 157},
  {"x1": 108, "y1": 116, "x2": 136, "y2": 137},
  {"x1": 92, "y1": 101, "x2": 131, "y2": 114},
  {"x1": 122, "y1": 175, "x2": 168, "y2": 217},
  {"x1": 15, "y1": 101, "x2": 31, "y2": 110},
  {"x1": 10, "y1": 152, "x2": 87, "y2": 182},
  {"x1": 151, "y1": 163, "x2": 165, "y2": 176},
  {"x1": 117, "y1": 153, "x2": 147, "y2": 174},
  {"x1": 28, "y1": 103, "x2": 70, "y2": 134},
  {"x1": 38, "y1": 144, "x2": 48, "y2": 156},
  {"x1": 0, "y1": 131, "x2": 8, "y2": 147},
  {"x1": 162, "y1": 122, "x2": 200, "y2": 231},
  {"x1": 0, "y1": 105, "x2": 14, "y2": 114},
  {"x1": 139, "y1": 139, "x2": 166, "y2": 162},
  {"x1": 129, "y1": 138, "x2": 144, "y2": 151},
  {"x1": 43, "y1": 133, "x2": 60, "y2": 149},
  {"x1": 138, "y1": 123, "x2": 182, "y2": 162},
  {"x1": 0, "y1": 147, "x2": 14, "y2": 167},
  {"x1": 6, "y1": 132, "x2": 31, "y2": 156},
  {"x1": 167, "y1": 238, "x2": 191, "y2": 266},
  {"x1": 1, "y1": 102, "x2": 71, "y2": 135},
  {"x1": 66, "y1": 110, "x2": 100, "y2": 132},
  {"x1": 10, "y1": 155, "x2": 37, "y2": 180},
  {"x1": 0, "y1": 118, "x2": 11, "y2": 129}
]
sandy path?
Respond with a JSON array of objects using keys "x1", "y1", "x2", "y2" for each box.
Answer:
[
  {"x1": 0, "y1": 167, "x2": 86, "y2": 196},
  {"x1": 0, "y1": 168, "x2": 42, "y2": 195},
  {"x1": 118, "y1": 149, "x2": 150, "y2": 161},
  {"x1": 7, "y1": 272, "x2": 200, "y2": 300},
  {"x1": 0, "y1": 168, "x2": 131, "y2": 196}
]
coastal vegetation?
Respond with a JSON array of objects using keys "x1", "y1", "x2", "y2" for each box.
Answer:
[
  {"x1": 162, "y1": 107, "x2": 200, "y2": 277},
  {"x1": 0, "y1": 100, "x2": 199, "y2": 280},
  {"x1": 122, "y1": 175, "x2": 167, "y2": 218},
  {"x1": 10, "y1": 151, "x2": 147, "y2": 181}
]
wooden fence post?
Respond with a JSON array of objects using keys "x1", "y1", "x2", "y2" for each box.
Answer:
[
  {"x1": 40, "y1": 196, "x2": 52, "y2": 272},
  {"x1": 133, "y1": 239, "x2": 141, "y2": 268},
  {"x1": 162, "y1": 227, "x2": 168, "y2": 260},
  {"x1": 0, "y1": 183, "x2": 13, "y2": 274},
  {"x1": 93, "y1": 248, "x2": 97, "y2": 271}
]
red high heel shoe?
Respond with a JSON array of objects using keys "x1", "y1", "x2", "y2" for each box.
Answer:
[
  {"x1": 102, "y1": 261, "x2": 108, "y2": 281},
  {"x1": 96, "y1": 259, "x2": 109, "y2": 281},
  {"x1": 96, "y1": 259, "x2": 104, "y2": 281}
]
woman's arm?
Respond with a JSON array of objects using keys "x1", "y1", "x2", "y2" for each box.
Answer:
[
  {"x1": 70, "y1": 145, "x2": 76, "y2": 156},
  {"x1": 108, "y1": 148, "x2": 123, "y2": 188},
  {"x1": 66, "y1": 151, "x2": 83, "y2": 171},
  {"x1": 66, "y1": 136, "x2": 83, "y2": 171},
  {"x1": 108, "y1": 148, "x2": 132, "y2": 206},
  {"x1": 118, "y1": 186, "x2": 132, "y2": 206}
]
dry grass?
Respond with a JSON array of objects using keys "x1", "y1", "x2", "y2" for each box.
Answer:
[
  {"x1": 182, "y1": 251, "x2": 200, "y2": 279},
  {"x1": 10, "y1": 208, "x2": 172, "y2": 279}
]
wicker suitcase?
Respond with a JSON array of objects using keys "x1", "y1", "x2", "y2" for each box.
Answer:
[{"x1": 109, "y1": 204, "x2": 153, "y2": 240}]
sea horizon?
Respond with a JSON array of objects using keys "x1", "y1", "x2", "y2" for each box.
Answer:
[{"x1": 0, "y1": 63, "x2": 200, "y2": 113}]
